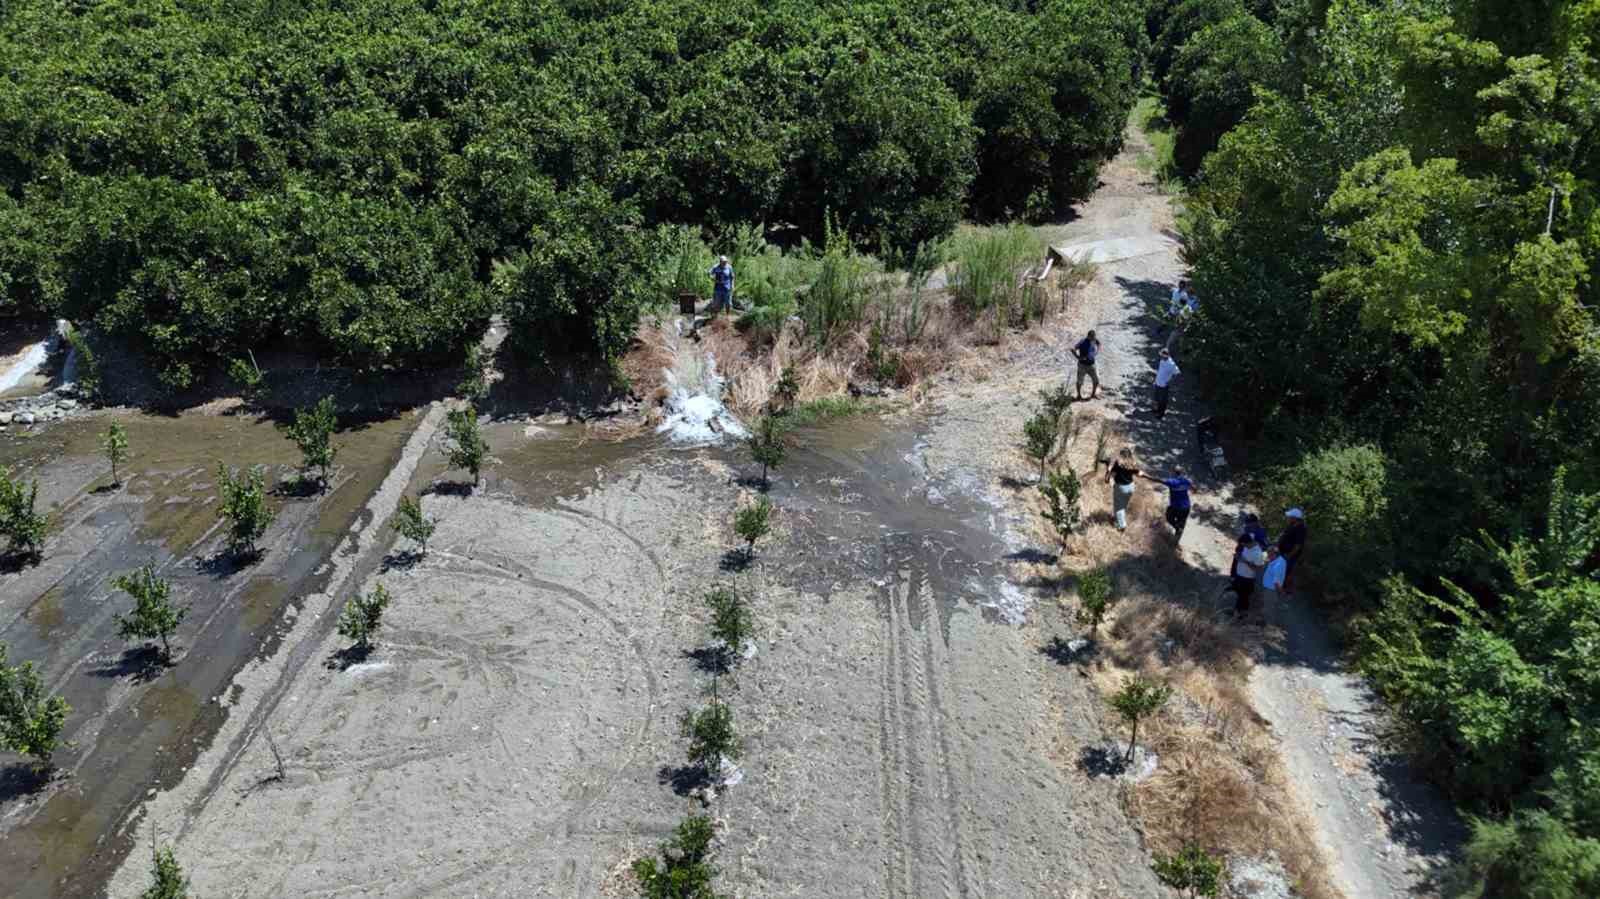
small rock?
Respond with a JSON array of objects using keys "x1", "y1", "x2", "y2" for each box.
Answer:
[
  {"x1": 57, "y1": 398, "x2": 78, "y2": 411},
  {"x1": 16, "y1": 411, "x2": 35, "y2": 425},
  {"x1": 1067, "y1": 638, "x2": 1091, "y2": 654},
  {"x1": 0, "y1": 411, "x2": 11, "y2": 425}
]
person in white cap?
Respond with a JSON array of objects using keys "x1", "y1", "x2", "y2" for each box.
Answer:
[
  {"x1": 1277, "y1": 507, "x2": 1308, "y2": 596},
  {"x1": 708, "y1": 255, "x2": 735, "y2": 314}
]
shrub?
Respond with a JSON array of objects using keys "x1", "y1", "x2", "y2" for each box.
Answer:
[
  {"x1": 444, "y1": 407, "x2": 489, "y2": 487},
  {"x1": 1040, "y1": 468, "x2": 1084, "y2": 545},
  {"x1": 772, "y1": 366, "x2": 800, "y2": 413},
  {"x1": 216, "y1": 463, "x2": 272, "y2": 558},
  {"x1": 456, "y1": 345, "x2": 489, "y2": 404},
  {"x1": 227, "y1": 354, "x2": 265, "y2": 401},
  {"x1": 798, "y1": 218, "x2": 873, "y2": 342},
  {"x1": 392, "y1": 495, "x2": 436, "y2": 558},
  {"x1": 679, "y1": 700, "x2": 741, "y2": 772},
  {"x1": 101, "y1": 422, "x2": 129, "y2": 488},
  {"x1": 746, "y1": 414, "x2": 787, "y2": 489},
  {"x1": 113, "y1": 564, "x2": 188, "y2": 662},
  {"x1": 284, "y1": 396, "x2": 339, "y2": 491},
  {"x1": 705, "y1": 587, "x2": 754, "y2": 665},
  {"x1": 1023, "y1": 412, "x2": 1059, "y2": 480},
  {"x1": 1076, "y1": 568, "x2": 1114, "y2": 633},
  {"x1": 1108, "y1": 675, "x2": 1171, "y2": 762},
  {"x1": 0, "y1": 643, "x2": 70, "y2": 770},
  {"x1": 62, "y1": 324, "x2": 101, "y2": 403},
  {"x1": 141, "y1": 844, "x2": 190, "y2": 899},
  {"x1": 1258, "y1": 444, "x2": 1391, "y2": 603},
  {"x1": 0, "y1": 466, "x2": 47, "y2": 558},
  {"x1": 949, "y1": 225, "x2": 1045, "y2": 337},
  {"x1": 865, "y1": 321, "x2": 899, "y2": 384},
  {"x1": 1153, "y1": 844, "x2": 1225, "y2": 898},
  {"x1": 633, "y1": 814, "x2": 720, "y2": 899},
  {"x1": 734, "y1": 497, "x2": 773, "y2": 560},
  {"x1": 338, "y1": 583, "x2": 392, "y2": 652},
  {"x1": 1460, "y1": 809, "x2": 1600, "y2": 899}
]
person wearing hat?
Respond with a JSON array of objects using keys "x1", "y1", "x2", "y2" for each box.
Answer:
[
  {"x1": 1277, "y1": 507, "x2": 1308, "y2": 596},
  {"x1": 708, "y1": 255, "x2": 735, "y2": 314},
  {"x1": 1139, "y1": 465, "x2": 1194, "y2": 543}
]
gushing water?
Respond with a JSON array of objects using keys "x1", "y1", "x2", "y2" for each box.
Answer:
[{"x1": 655, "y1": 322, "x2": 747, "y2": 444}]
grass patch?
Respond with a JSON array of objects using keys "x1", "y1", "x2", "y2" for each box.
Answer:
[
  {"x1": 1132, "y1": 94, "x2": 1179, "y2": 189},
  {"x1": 781, "y1": 396, "x2": 864, "y2": 430}
]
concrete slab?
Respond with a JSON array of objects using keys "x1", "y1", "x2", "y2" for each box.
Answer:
[{"x1": 1051, "y1": 234, "x2": 1176, "y2": 265}]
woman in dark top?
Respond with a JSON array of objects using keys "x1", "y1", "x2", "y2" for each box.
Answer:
[{"x1": 1105, "y1": 447, "x2": 1140, "y2": 532}]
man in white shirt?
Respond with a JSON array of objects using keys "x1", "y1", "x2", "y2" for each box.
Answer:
[
  {"x1": 1168, "y1": 279, "x2": 1191, "y2": 317},
  {"x1": 1232, "y1": 543, "x2": 1266, "y2": 617},
  {"x1": 1153, "y1": 349, "x2": 1180, "y2": 418}
]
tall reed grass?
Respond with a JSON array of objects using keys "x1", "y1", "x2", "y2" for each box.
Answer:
[{"x1": 948, "y1": 224, "x2": 1047, "y2": 340}]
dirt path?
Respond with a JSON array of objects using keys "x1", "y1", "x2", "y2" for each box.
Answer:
[{"x1": 945, "y1": 116, "x2": 1462, "y2": 897}]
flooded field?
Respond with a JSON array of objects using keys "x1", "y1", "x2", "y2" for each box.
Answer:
[{"x1": 0, "y1": 409, "x2": 420, "y2": 898}]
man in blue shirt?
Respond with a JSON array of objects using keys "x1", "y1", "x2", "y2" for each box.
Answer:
[
  {"x1": 1072, "y1": 330, "x2": 1101, "y2": 400},
  {"x1": 1140, "y1": 466, "x2": 1194, "y2": 543},
  {"x1": 709, "y1": 255, "x2": 735, "y2": 314}
]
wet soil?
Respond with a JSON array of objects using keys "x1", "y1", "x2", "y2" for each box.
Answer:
[{"x1": 0, "y1": 409, "x2": 419, "y2": 899}]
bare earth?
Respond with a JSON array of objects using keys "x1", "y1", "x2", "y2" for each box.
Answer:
[{"x1": 79, "y1": 118, "x2": 1457, "y2": 899}]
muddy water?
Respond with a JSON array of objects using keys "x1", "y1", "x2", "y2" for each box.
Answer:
[{"x1": 0, "y1": 410, "x2": 418, "y2": 899}]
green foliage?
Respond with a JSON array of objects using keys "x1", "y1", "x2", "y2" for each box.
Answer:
[
  {"x1": 1164, "y1": 11, "x2": 1286, "y2": 175},
  {"x1": 284, "y1": 396, "x2": 339, "y2": 491},
  {"x1": 456, "y1": 345, "x2": 489, "y2": 405},
  {"x1": 772, "y1": 366, "x2": 800, "y2": 413},
  {"x1": 0, "y1": 643, "x2": 70, "y2": 769},
  {"x1": 227, "y1": 355, "x2": 264, "y2": 401},
  {"x1": 444, "y1": 407, "x2": 488, "y2": 487},
  {"x1": 1108, "y1": 675, "x2": 1171, "y2": 762},
  {"x1": 632, "y1": 814, "x2": 722, "y2": 899},
  {"x1": 0, "y1": 466, "x2": 47, "y2": 558},
  {"x1": 392, "y1": 495, "x2": 436, "y2": 558},
  {"x1": 101, "y1": 422, "x2": 129, "y2": 487},
  {"x1": 338, "y1": 583, "x2": 392, "y2": 652},
  {"x1": 113, "y1": 564, "x2": 188, "y2": 661},
  {"x1": 62, "y1": 325, "x2": 101, "y2": 403},
  {"x1": 746, "y1": 414, "x2": 787, "y2": 488},
  {"x1": 865, "y1": 321, "x2": 899, "y2": 384},
  {"x1": 1076, "y1": 568, "x2": 1114, "y2": 633},
  {"x1": 734, "y1": 497, "x2": 773, "y2": 559},
  {"x1": 799, "y1": 218, "x2": 874, "y2": 342},
  {"x1": 1257, "y1": 444, "x2": 1392, "y2": 603},
  {"x1": 704, "y1": 587, "x2": 754, "y2": 667},
  {"x1": 1461, "y1": 809, "x2": 1600, "y2": 899},
  {"x1": 1023, "y1": 413, "x2": 1059, "y2": 480},
  {"x1": 141, "y1": 845, "x2": 190, "y2": 899},
  {"x1": 949, "y1": 225, "x2": 1047, "y2": 335},
  {"x1": 1040, "y1": 468, "x2": 1085, "y2": 546},
  {"x1": 215, "y1": 463, "x2": 272, "y2": 558},
  {"x1": 1152, "y1": 844, "x2": 1225, "y2": 898},
  {"x1": 679, "y1": 700, "x2": 741, "y2": 771},
  {"x1": 782, "y1": 397, "x2": 862, "y2": 429}
]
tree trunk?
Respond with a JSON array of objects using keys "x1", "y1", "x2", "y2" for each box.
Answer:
[
  {"x1": 161, "y1": 632, "x2": 171, "y2": 660},
  {"x1": 1127, "y1": 719, "x2": 1138, "y2": 763}
]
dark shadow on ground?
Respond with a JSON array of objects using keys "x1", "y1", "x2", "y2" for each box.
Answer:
[
  {"x1": 657, "y1": 764, "x2": 712, "y2": 797},
  {"x1": 90, "y1": 483, "x2": 122, "y2": 495},
  {"x1": 87, "y1": 645, "x2": 169, "y2": 683},
  {"x1": 1077, "y1": 745, "x2": 1131, "y2": 778},
  {"x1": 718, "y1": 549, "x2": 753, "y2": 573},
  {"x1": 682, "y1": 646, "x2": 733, "y2": 677},
  {"x1": 1004, "y1": 548, "x2": 1059, "y2": 565},
  {"x1": 1040, "y1": 635, "x2": 1098, "y2": 667},
  {"x1": 324, "y1": 644, "x2": 372, "y2": 672},
  {"x1": 0, "y1": 550, "x2": 42, "y2": 575},
  {"x1": 380, "y1": 549, "x2": 423, "y2": 573},
  {"x1": 197, "y1": 551, "x2": 254, "y2": 579},
  {"x1": 998, "y1": 475, "x2": 1036, "y2": 490},
  {"x1": 0, "y1": 764, "x2": 51, "y2": 805},
  {"x1": 423, "y1": 480, "x2": 476, "y2": 498},
  {"x1": 732, "y1": 474, "x2": 770, "y2": 492}
]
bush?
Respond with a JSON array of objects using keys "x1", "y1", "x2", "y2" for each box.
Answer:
[
  {"x1": 1258, "y1": 444, "x2": 1392, "y2": 604},
  {"x1": 1153, "y1": 844, "x2": 1225, "y2": 898},
  {"x1": 0, "y1": 466, "x2": 47, "y2": 558},
  {"x1": 392, "y1": 495, "x2": 436, "y2": 558},
  {"x1": 0, "y1": 643, "x2": 70, "y2": 770},
  {"x1": 141, "y1": 845, "x2": 190, "y2": 899},
  {"x1": 1108, "y1": 675, "x2": 1171, "y2": 762},
  {"x1": 62, "y1": 324, "x2": 102, "y2": 403},
  {"x1": 215, "y1": 463, "x2": 272, "y2": 558},
  {"x1": 949, "y1": 225, "x2": 1046, "y2": 333},
  {"x1": 1040, "y1": 468, "x2": 1084, "y2": 545},
  {"x1": 338, "y1": 584, "x2": 392, "y2": 652},
  {"x1": 746, "y1": 414, "x2": 787, "y2": 489},
  {"x1": 227, "y1": 354, "x2": 265, "y2": 401},
  {"x1": 444, "y1": 407, "x2": 489, "y2": 487},
  {"x1": 1461, "y1": 809, "x2": 1600, "y2": 899},
  {"x1": 113, "y1": 564, "x2": 188, "y2": 661},
  {"x1": 101, "y1": 422, "x2": 129, "y2": 488},
  {"x1": 798, "y1": 219, "x2": 874, "y2": 342},
  {"x1": 705, "y1": 587, "x2": 754, "y2": 665},
  {"x1": 1023, "y1": 412, "x2": 1059, "y2": 480},
  {"x1": 734, "y1": 497, "x2": 773, "y2": 560},
  {"x1": 1076, "y1": 568, "x2": 1114, "y2": 633},
  {"x1": 284, "y1": 396, "x2": 339, "y2": 491},
  {"x1": 679, "y1": 700, "x2": 741, "y2": 772},
  {"x1": 633, "y1": 814, "x2": 721, "y2": 899}
]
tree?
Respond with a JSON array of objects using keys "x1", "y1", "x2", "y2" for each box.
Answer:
[
  {"x1": 216, "y1": 463, "x2": 272, "y2": 558},
  {"x1": 0, "y1": 466, "x2": 47, "y2": 559},
  {"x1": 1040, "y1": 468, "x2": 1083, "y2": 545},
  {"x1": 705, "y1": 587, "x2": 754, "y2": 666},
  {"x1": 0, "y1": 643, "x2": 70, "y2": 770},
  {"x1": 227, "y1": 353, "x2": 265, "y2": 403},
  {"x1": 141, "y1": 844, "x2": 190, "y2": 899},
  {"x1": 1108, "y1": 675, "x2": 1172, "y2": 763},
  {"x1": 113, "y1": 564, "x2": 188, "y2": 662},
  {"x1": 1023, "y1": 411, "x2": 1058, "y2": 481},
  {"x1": 338, "y1": 583, "x2": 391, "y2": 653},
  {"x1": 734, "y1": 497, "x2": 773, "y2": 561},
  {"x1": 772, "y1": 366, "x2": 800, "y2": 413},
  {"x1": 633, "y1": 814, "x2": 721, "y2": 899},
  {"x1": 285, "y1": 396, "x2": 339, "y2": 491},
  {"x1": 392, "y1": 495, "x2": 436, "y2": 558},
  {"x1": 444, "y1": 407, "x2": 488, "y2": 488},
  {"x1": 679, "y1": 700, "x2": 741, "y2": 773},
  {"x1": 1076, "y1": 568, "x2": 1114, "y2": 633},
  {"x1": 101, "y1": 422, "x2": 129, "y2": 488},
  {"x1": 746, "y1": 414, "x2": 787, "y2": 489},
  {"x1": 1153, "y1": 844, "x2": 1225, "y2": 898}
]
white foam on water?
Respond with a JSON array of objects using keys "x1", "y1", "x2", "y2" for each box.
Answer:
[
  {"x1": 656, "y1": 343, "x2": 747, "y2": 445},
  {"x1": 0, "y1": 337, "x2": 51, "y2": 393},
  {"x1": 343, "y1": 661, "x2": 393, "y2": 677}
]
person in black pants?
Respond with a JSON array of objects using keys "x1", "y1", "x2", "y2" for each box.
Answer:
[
  {"x1": 1277, "y1": 507, "x2": 1308, "y2": 595},
  {"x1": 1140, "y1": 467, "x2": 1194, "y2": 543}
]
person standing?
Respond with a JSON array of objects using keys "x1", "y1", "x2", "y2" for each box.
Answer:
[
  {"x1": 1073, "y1": 330, "x2": 1102, "y2": 400},
  {"x1": 1140, "y1": 466, "x2": 1194, "y2": 543},
  {"x1": 1152, "y1": 349, "x2": 1180, "y2": 418},
  {"x1": 1168, "y1": 279, "x2": 1191, "y2": 317},
  {"x1": 1232, "y1": 543, "x2": 1266, "y2": 618},
  {"x1": 1104, "y1": 447, "x2": 1141, "y2": 532},
  {"x1": 708, "y1": 255, "x2": 735, "y2": 314},
  {"x1": 1277, "y1": 507, "x2": 1308, "y2": 596},
  {"x1": 1233, "y1": 512, "x2": 1269, "y2": 570}
]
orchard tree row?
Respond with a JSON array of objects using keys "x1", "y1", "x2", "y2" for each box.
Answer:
[{"x1": 0, "y1": 0, "x2": 1148, "y2": 391}]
